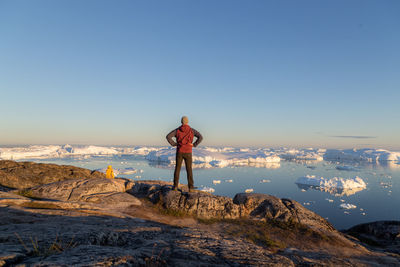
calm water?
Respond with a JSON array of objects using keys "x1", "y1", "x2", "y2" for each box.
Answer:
[{"x1": 32, "y1": 155, "x2": 400, "y2": 230}]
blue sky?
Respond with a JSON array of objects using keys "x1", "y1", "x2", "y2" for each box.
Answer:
[{"x1": 0, "y1": 0, "x2": 399, "y2": 149}]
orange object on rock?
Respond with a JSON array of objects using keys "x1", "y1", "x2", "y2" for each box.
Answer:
[{"x1": 106, "y1": 165, "x2": 115, "y2": 179}]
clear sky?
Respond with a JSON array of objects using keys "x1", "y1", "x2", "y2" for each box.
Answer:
[{"x1": 1, "y1": 0, "x2": 399, "y2": 149}]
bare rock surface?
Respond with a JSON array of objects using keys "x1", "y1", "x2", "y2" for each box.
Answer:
[
  {"x1": 27, "y1": 178, "x2": 139, "y2": 206},
  {"x1": 0, "y1": 164, "x2": 399, "y2": 266},
  {"x1": 1, "y1": 197, "x2": 398, "y2": 266},
  {"x1": 0, "y1": 160, "x2": 105, "y2": 189},
  {"x1": 0, "y1": 206, "x2": 299, "y2": 266}
]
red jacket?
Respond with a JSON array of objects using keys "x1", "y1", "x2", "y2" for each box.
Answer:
[
  {"x1": 166, "y1": 125, "x2": 203, "y2": 153},
  {"x1": 175, "y1": 124, "x2": 194, "y2": 153}
]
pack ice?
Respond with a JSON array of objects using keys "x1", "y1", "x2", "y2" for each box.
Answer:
[
  {"x1": 324, "y1": 148, "x2": 400, "y2": 162},
  {"x1": 0, "y1": 145, "x2": 399, "y2": 169}
]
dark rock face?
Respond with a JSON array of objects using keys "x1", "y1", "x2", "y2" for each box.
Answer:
[
  {"x1": 345, "y1": 221, "x2": 400, "y2": 254},
  {"x1": 0, "y1": 160, "x2": 105, "y2": 189},
  {"x1": 130, "y1": 181, "x2": 334, "y2": 232}
]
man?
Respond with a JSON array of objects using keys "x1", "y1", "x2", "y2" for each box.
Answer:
[{"x1": 166, "y1": 116, "x2": 203, "y2": 192}]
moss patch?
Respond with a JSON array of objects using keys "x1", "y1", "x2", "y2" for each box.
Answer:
[
  {"x1": 21, "y1": 202, "x2": 62, "y2": 210},
  {"x1": 16, "y1": 189, "x2": 42, "y2": 200}
]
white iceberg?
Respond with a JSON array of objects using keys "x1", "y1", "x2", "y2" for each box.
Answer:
[
  {"x1": 278, "y1": 148, "x2": 325, "y2": 161},
  {"x1": 212, "y1": 180, "x2": 221, "y2": 184},
  {"x1": 340, "y1": 203, "x2": 357, "y2": 209},
  {"x1": 68, "y1": 145, "x2": 119, "y2": 155},
  {"x1": 296, "y1": 175, "x2": 366, "y2": 189},
  {"x1": 200, "y1": 187, "x2": 215, "y2": 193},
  {"x1": 245, "y1": 188, "x2": 254, "y2": 193}
]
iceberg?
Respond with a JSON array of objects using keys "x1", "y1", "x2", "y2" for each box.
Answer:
[
  {"x1": 278, "y1": 148, "x2": 325, "y2": 161},
  {"x1": 297, "y1": 184, "x2": 365, "y2": 197},
  {"x1": 296, "y1": 175, "x2": 366, "y2": 189},
  {"x1": 340, "y1": 203, "x2": 357, "y2": 209},
  {"x1": 295, "y1": 175, "x2": 367, "y2": 196},
  {"x1": 69, "y1": 145, "x2": 119, "y2": 155},
  {"x1": 200, "y1": 187, "x2": 215, "y2": 193}
]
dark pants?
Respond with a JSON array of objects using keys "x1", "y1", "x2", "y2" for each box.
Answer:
[{"x1": 174, "y1": 152, "x2": 193, "y2": 189}]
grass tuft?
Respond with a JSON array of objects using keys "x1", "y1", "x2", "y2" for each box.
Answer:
[{"x1": 15, "y1": 233, "x2": 77, "y2": 257}]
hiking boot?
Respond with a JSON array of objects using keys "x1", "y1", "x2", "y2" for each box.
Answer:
[
  {"x1": 189, "y1": 188, "x2": 194, "y2": 193},
  {"x1": 172, "y1": 186, "x2": 178, "y2": 191}
]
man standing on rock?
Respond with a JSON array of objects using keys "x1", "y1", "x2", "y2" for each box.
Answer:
[{"x1": 166, "y1": 116, "x2": 203, "y2": 192}]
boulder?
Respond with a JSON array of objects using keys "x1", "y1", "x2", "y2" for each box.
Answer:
[
  {"x1": 0, "y1": 160, "x2": 106, "y2": 189},
  {"x1": 160, "y1": 188, "x2": 240, "y2": 219}
]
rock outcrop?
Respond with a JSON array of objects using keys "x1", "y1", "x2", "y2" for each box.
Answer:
[
  {"x1": 129, "y1": 181, "x2": 335, "y2": 233},
  {"x1": 345, "y1": 221, "x2": 400, "y2": 255},
  {"x1": 0, "y1": 160, "x2": 106, "y2": 189},
  {"x1": 233, "y1": 193, "x2": 335, "y2": 232}
]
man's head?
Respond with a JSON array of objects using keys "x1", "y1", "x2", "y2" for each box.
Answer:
[{"x1": 181, "y1": 116, "x2": 189, "y2": 125}]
